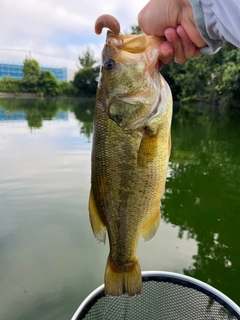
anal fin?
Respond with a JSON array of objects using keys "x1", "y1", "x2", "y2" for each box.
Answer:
[
  {"x1": 142, "y1": 207, "x2": 160, "y2": 242},
  {"x1": 89, "y1": 187, "x2": 106, "y2": 245}
]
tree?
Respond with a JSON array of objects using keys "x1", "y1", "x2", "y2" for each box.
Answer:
[
  {"x1": 73, "y1": 66, "x2": 99, "y2": 96},
  {"x1": 78, "y1": 47, "x2": 98, "y2": 68},
  {"x1": 21, "y1": 58, "x2": 40, "y2": 92},
  {"x1": 130, "y1": 25, "x2": 142, "y2": 35},
  {"x1": 38, "y1": 70, "x2": 59, "y2": 96},
  {"x1": 22, "y1": 58, "x2": 40, "y2": 76},
  {"x1": 213, "y1": 45, "x2": 240, "y2": 107},
  {"x1": 74, "y1": 47, "x2": 100, "y2": 96},
  {"x1": 73, "y1": 99, "x2": 95, "y2": 139},
  {"x1": 0, "y1": 76, "x2": 21, "y2": 93},
  {"x1": 165, "y1": 43, "x2": 240, "y2": 106},
  {"x1": 58, "y1": 81, "x2": 77, "y2": 96}
]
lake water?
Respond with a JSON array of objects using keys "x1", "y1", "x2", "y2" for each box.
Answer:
[{"x1": 0, "y1": 98, "x2": 239, "y2": 319}]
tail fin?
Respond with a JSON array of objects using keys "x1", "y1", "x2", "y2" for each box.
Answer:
[{"x1": 104, "y1": 256, "x2": 142, "y2": 296}]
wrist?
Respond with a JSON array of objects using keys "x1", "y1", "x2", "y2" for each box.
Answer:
[{"x1": 180, "y1": 0, "x2": 206, "y2": 47}]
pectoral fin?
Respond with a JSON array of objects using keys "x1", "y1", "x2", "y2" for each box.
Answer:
[
  {"x1": 142, "y1": 207, "x2": 160, "y2": 242},
  {"x1": 137, "y1": 129, "x2": 158, "y2": 167},
  {"x1": 89, "y1": 187, "x2": 106, "y2": 245}
]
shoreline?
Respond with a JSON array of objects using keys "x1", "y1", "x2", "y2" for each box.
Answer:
[
  {"x1": 0, "y1": 92, "x2": 37, "y2": 98},
  {"x1": 0, "y1": 92, "x2": 96, "y2": 100}
]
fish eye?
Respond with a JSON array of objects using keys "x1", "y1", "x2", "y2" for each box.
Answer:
[{"x1": 103, "y1": 59, "x2": 115, "y2": 71}]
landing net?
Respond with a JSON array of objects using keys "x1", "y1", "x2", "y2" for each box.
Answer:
[{"x1": 72, "y1": 271, "x2": 240, "y2": 320}]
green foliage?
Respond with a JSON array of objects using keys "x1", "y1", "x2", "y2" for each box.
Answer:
[
  {"x1": 21, "y1": 58, "x2": 40, "y2": 92},
  {"x1": 38, "y1": 70, "x2": 59, "y2": 96},
  {"x1": 167, "y1": 44, "x2": 240, "y2": 107},
  {"x1": 167, "y1": 57, "x2": 211, "y2": 102},
  {"x1": 0, "y1": 98, "x2": 62, "y2": 129},
  {"x1": 76, "y1": 48, "x2": 99, "y2": 96},
  {"x1": 162, "y1": 103, "x2": 240, "y2": 303},
  {"x1": 213, "y1": 47, "x2": 240, "y2": 106},
  {"x1": 78, "y1": 47, "x2": 98, "y2": 68},
  {"x1": 1, "y1": 40, "x2": 239, "y2": 106},
  {"x1": 73, "y1": 66, "x2": 99, "y2": 96},
  {"x1": 129, "y1": 25, "x2": 240, "y2": 107},
  {"x1": 58, "y1": 81, "x2": 78, "y2": 96},
  {"x1": 72, "y1": 98, "x2": 95, "y2": 138},
  {"x1": 0, "y1": 97, "x2": 95, "y2": 133},
  {"x1": 0, "y1": 58, "x2": 77, "y2": 97},
  {"x1": 22, "y1": 58, "x2": 40, "y2": 75},
  {"x1": 0, "y1": 76, "x2": 21, "y2": 93},
  {"x1": 130, "y1": 25, "x2": 142, "y2": 35},
  {"x1": 161, "y1": 64, "x2": 181, "y2": 101}
]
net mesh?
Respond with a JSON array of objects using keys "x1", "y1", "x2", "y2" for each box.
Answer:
[{"x1": 77, "y1": 275, "x2": 239, "y2": 320}]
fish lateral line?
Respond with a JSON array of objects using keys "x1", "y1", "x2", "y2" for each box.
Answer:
[{"x1": 90, "y1": 15, "x2": 173, "y2": 297}]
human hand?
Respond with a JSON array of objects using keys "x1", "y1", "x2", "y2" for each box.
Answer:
[
  {"x1": 159, "y1": 26, "x2": 201, "y2": 64},
  {"x1": 138, "y1": 0, "x2": 206, "y2": 64}
]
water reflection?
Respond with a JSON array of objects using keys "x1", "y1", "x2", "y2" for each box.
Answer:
[
  {"x1": 0, "y1": 103, "x2": 94, "y2": 320},
  {"x1": 0, "y1": 99, "x2": 239, "y2": 320},
  {"x1": 0, "y1": 98, "x2": 95, "y2": 136},
  {"x1": 163, "y1": 103, "x2": 240, "y2": 305}
]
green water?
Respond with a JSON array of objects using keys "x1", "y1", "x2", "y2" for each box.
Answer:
[{"x1": 0, "y1": 98, "x2": 239, "y2": 319}]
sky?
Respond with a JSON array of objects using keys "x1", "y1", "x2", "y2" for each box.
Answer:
[{"x1": 0, "y1": 0, "x2": 148, "y2": 75}]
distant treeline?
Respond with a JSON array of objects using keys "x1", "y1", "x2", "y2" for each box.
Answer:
[
  {"x1": 0, "y1": 50, "x2": 99, "y2": 98},
  {"x1": 161, "y1": 42, "x2": 240, "y2": 108},
  {"x1": 130, "y1": 25, "x2": 240, "y2": 107},
  {"x1": 0, "y1": 30, "x2": 239, "y2": 107}
]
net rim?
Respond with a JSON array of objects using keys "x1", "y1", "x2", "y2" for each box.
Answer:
[{"x1": 71, "y1": 271, "x2": 240, "y2": 320}]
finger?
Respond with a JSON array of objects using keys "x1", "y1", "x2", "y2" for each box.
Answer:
[
  {"x1": 158, "y1": 41, "x2": 175, "y2": 64},
  {"x1": 164, "y1": 28, "x2": 186, "y2": 64},
  {"x1": 176, "y1": 25, "x2": 200, "y2": 59},
  {"x1": 138, "y1": 1, "x2": 164, "y2": 36}
]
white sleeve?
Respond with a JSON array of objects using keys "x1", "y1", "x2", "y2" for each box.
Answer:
[{"x1": 189, "y1": 0, "x2": 240, "y2": 55}]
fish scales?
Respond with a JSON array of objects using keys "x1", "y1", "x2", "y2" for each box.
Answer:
[{"x1": 89, "y1": 19, "x2": 172, "y2": 296}]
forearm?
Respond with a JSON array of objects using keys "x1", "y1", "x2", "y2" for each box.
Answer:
[{"x1": 189, "y1": 0, "x2": 240, "y2": 54}]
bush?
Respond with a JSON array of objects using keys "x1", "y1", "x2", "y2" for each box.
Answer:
[
  {"x1": 166, "y1": 43, "x2": 240, "y2": 107},
  {"x1": 0, "y1": 76, "x2": 21, "y2": 93},
  {"x1": 38, "y1": 70, "x2": 59, "y2": 96},
  {"x1": 58, "y1": 81, "x2": 78, "y2": 96},
  {"x1": 21, "y1": 59, "x2": 40, "y2": 92},
  {"x1": 73, "y1": 67, "x2": 99, "y2": 96}
]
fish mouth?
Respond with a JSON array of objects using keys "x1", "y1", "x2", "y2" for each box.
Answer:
[
  {"x1": 105, "y1": 32, "x2": 164, "y2": 75},
  {"x1": 96, "y1": 15, "x2": 164, "y2": 72},
  {"x1": 106, "y1": 31, "x2": 147, "y2": 54},
  {"x1": 101, "y1": 30, "x2": 165, "y2": 132}
]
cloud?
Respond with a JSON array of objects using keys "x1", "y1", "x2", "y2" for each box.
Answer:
[{"x1": 0, "y1": 0, "x2": 147, "y2": 69}]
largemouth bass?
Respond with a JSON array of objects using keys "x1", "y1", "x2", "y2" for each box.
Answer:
[{"x1": 89, "y1": 15, "x2": 172, "y2": 296}]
